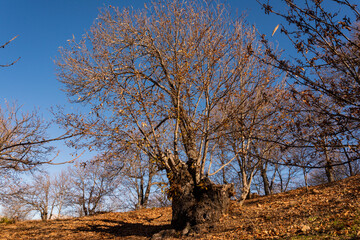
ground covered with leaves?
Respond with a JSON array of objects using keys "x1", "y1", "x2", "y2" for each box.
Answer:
[{"x1": 1, "y1": 174, "x2": 360, "y2": 239}]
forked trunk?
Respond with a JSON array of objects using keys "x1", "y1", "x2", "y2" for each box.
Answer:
[{"x1": 167, "y1": 163, "x2": 234, "y2": 231}]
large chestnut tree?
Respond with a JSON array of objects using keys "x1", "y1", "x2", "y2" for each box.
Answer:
[{"x1": 56, "y1": 0, "x2": 278, "y2": 230}]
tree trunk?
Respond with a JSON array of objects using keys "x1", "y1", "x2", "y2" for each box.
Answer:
[
  {"x1": 348, "y1": 161, "x2": 354, "y2": 177},
  {"x1": 136, "y1": 177, "x2": 145, "y2": 209},
  {"x1": 142, "y1": 170, "x2": 154, "y2": 208},
  {"x1": 168, "y1": 163, "x2": 233, "y2": 231},
  {"x1": 238, "y1": 183, "x2": 250, "y2": 206},
  {"x1": 260, "y1": 163, "x2": 271, "y2": 196},
  {"x1": 323, "y1": 145, "x2": 335, "y2": 183},
  {"x1": 41, "y1": 211, "x2": 48, "y2": 221},
  {"x1": 303, "y1": 167, "x2": 309, "y2": 190},
  {"x1": 325, "y1": 163, "x2": 335, "y2": 183},
  {"x1": 324, "y1": 154, "x2": 335, "y2": 183},
  {"x1": 343, "y1": 147, "x2": 354, "y2": 176},
  {"x1": 135, "y1": 170, "x2": 155, "y2": 209}
]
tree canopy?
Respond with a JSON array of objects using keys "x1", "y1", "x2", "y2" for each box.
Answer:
[{"x1": 56, "y1": 0, "x2": 281, "y2": 229}]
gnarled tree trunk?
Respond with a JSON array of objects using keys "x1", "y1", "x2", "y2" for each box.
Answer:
[{"x1": 167, "y1": 162, "x2": 234, "y2": 231}]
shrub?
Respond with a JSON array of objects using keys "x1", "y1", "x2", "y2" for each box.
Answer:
[{"x1": 0, "y1": 217, "x2": 16, "y2": 224}]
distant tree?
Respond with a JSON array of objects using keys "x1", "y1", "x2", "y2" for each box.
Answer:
[
  {"x1": 0, "y1": 35, "x2": 79, "y2": 174},
  {"x1": 0, "y1": 102, "x2": 79, "y2": 172},
  {"x1": 279, "y1": 93, "x2": 358, "y2": 183},
  {"x1": 0, "y1": 102, "x2": 54, "y2": 171},
  {"x1": 308, "y1": 149, "x2": 360, "y2": 185},
  {"x1": 0, "y1": 173, "x2": 67, "y2": 221},
  {"x1": 0, "y1": 174, "x2": 32, "y2": 221},
  {"x1": 0, "y1": 198, "x2": 32, "y2": 221},
  {"x1": 66, "y1": 157, "x2": 122, "y2": 216},
  {"x1": 283, "y1": 147, "x2": 313, "y2": 189},
  {"x1": 340, "y1": 145, "x2": 360, "y2": 176},
  {"x1": 55, "y1": 0, "x2": 278, "y2": 230},
  {"x1": 121, "y1": 149, "x2": 163, "y2": 210},
  {"x1": 51, "y1": 170, "x2": 72, "y2": 218},
  {"x1": 216, "y1": 79, "x2": 286, "y2": 204}
]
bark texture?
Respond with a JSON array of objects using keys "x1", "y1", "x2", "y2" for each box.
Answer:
[{"x1": 168, "y1": 163, "x2": 234, "y2": 231}]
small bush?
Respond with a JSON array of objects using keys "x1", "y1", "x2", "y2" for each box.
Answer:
[{"x1": 0, "y1": 217, "x2": 16, "y2": 224}]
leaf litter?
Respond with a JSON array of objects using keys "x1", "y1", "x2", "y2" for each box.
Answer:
[{"x1": 1, "y1": 175, "x2": 359, "y2": 239}]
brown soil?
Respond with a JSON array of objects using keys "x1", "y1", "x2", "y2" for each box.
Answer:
[{"x1": 1, "y1": 174, "x2": 360, "y2": 239}]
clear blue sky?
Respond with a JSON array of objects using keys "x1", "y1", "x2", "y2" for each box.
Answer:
[{"x1": 0, "y1": 0, "x2": 285, "y2": 174}]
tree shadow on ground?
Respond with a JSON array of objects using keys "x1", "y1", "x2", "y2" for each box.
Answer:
[{"x1": 75, "y1": 219, "x2": 172, "y2": 238}]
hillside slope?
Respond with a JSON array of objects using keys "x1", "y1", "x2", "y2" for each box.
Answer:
[{"x1": 1, "y1": 174, "x2": 360, "y2": 239}]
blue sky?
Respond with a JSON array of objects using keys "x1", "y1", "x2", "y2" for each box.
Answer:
[
  {"x1": 0, "y1": 0, "x2": 284, "y2": 113},
  {"x1": 0, "y1": 0, "x2": 285, "y2": 173}
]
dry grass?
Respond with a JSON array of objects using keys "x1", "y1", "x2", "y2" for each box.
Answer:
[{"x1": 1, "y1": 174, "x2": 360, "y2": 239}]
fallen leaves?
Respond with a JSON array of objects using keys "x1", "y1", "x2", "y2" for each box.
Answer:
[
  {"x1": 0, "y1": 175, "x2": 359, "y2": 239},
  {"x1": 300, "y1": 224, "x2": 311, "y2": 233}
]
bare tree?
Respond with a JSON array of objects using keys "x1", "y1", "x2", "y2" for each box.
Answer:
[
  {"x1": 257, "y1": 0, "x2": 360, "y2": 169},
  {"x1": 216, "y1": 79, "x2": 285, "y2": 204},
  {"x1": 51, "y1": 170, "x2": 71, "y2": 218},
  {"x1": 1, "y1": 35, "x2": 78, "y2": 172},
  {"x1": 0, "y1": 102, "x2": 53, "y2": 171},
  {"x1": 0, "y1": 198, "x2": 32, "y2": 221},
  {"x1": 0, "y1": 102, "x2": 80, "y2": 172},
  {"x1": 0, "y1": 173, "x2": 32, "y2": 221},
  {"x1": 66, "y1": 157, "x2": 122, "y2": 216},
  {"x1": 121, "y1": 149, "x2": 163, "y2": 210},
  {"x1": 280, "y1": 95, "x2": 356, "y2": 182},
  {"x1": 56, "y1": 0, "x2": 278, "y2": 230},
  {"x1": 0, "y1": 173, "x2": 66, "y2": 221}
]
